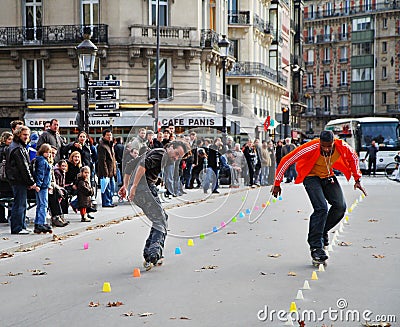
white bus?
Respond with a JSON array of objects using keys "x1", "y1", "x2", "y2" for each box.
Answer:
[{"x1": 325, "y1": 117, "x2": 400, "y2": 171}]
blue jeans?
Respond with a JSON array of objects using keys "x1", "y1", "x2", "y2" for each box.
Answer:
[
  {"x1": 303, "y1": 175, "x2": 346, "y2": 249},
  {"x1": 10, "y1": 184, "x2": 28, "y2": 234},
  {"x1": 35, "y1": 188, "x2": 48, "y2": 225},
  {"x1": 101, "y1": 177, "x2": 115, "y2": 206}
]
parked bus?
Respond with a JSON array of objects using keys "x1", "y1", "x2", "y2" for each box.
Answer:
[{"x1": 325, "y1": 117, "x2": 400, "y2": 171}]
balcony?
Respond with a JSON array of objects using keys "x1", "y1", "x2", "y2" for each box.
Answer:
[
  {"x1": 339, "y1": 57, "x2": 348, "y2": 63},
  {"x1": 338, "y1": 106, "x2": 350, "y2": 115},
  {"x1": 20, "y1": 88, "x2": 45, "y2": 101},
  {"x1": 322, "y1": 59, "x2": 331, "y2": 65},
  {"x1": 305, "y1": 36, "x2": 314, "y2": 44},
  {"x1": 148, "y1": 87, "x2": 174, "y2": 101},
  {"x1": 130, "y1": 24, "x2": 196, "y2": 48},
  {"x1": 305, "y1": 61, "x2": 314, "y2": 66},
  {"x1": 322, "y1": 84, "x2": 332, "y2": 92},
  {"x1": 316, "y1": 34, "x2": 331, "y2": 43},
  {"x1": 0, "y1": 24, "x2": 108, "y2": 47},
  {"x1": 338, "y1": 83, "x2": 350, "y2": 91},
  {"x1": 228, "y1": 11, "x2": 250, "y2": 25},
  {"x1": 227, "y1": 61, "x2": 278, "y2": 84},
  {"x1": 304, "y1": 108, "x2": 315, "y2": 116},
  {"x1": 253, "y1": 13, "x2": 265, "y2": 33},
  {"x1": 386, "y1": 104, "x2": 400, "y2": 113},
  {"x1": 200, "y1": 29, "x2": 219, "y2": 49}
]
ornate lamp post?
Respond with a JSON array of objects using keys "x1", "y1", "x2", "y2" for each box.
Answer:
[
  {"x1": 76, "y1": 31, "x2": 98, "y2": 134},
  {"x1": 218, "y1": 35, "x2": 230, "y2": 146}
]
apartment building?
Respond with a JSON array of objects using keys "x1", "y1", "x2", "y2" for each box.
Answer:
[
  {"x1": 302, "y1": 0, "x2": 400, "y2": 136},
  {"x1": 0, "y1": 0, "x2": 237, "y2": 141}
]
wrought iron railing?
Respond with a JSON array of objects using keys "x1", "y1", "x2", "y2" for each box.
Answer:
[
  {"x1": 200, "y1": 29, "x2": 219, "y2": 49},
  {"x1": 227, "y1": 61, "x2": 278, "y2": 84},
  {"x1": 20, "y1": 88, "x2": 45, "y2": 101},
  {"x1": 228, "y1": 10, "x2": 250, "y2": 25},
  {"x1": 0, "y1": 24, "x2": 108, "y2": 46},
  {"x1": 148, "y1": 87, "x2": 174, "y2": 101}
]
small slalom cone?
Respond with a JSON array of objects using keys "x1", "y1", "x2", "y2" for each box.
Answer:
[
  {"x1": 266, "y1": 201, "x2": 271, "y2": 206},
  {"x1": 295, "y1": 290, "x2": 304, "y2": 300},
  {"x1": 254, "y1": 206, "x2": 259, "y2": 211},
  {"x1": 289, "y1": 301, "x2": 297, "y2": 313},
  {"x1": 272, "y1": 198, "x2": 277, "y2": 203},
  {"x1": 239, "y1": 212, "x2": 245, "y2": 218},
  {"x1": 232, "y1": 216, "x2": 237, "y2": 222},
  {"x1": 328, "y1": 244, "x2": 334, "y2": 252},
  {"x1": 245, "y1": 208, "x2": 251, "y2": 215},
  {"x1": 220, "y1": 221, "x2": 226, "y2": 228},
  {"x1": 133, "y1": 268, "x2": 141, "y2": 277},
  {"x1": 344, "y1": 215, "x2": 349, "y2": 223},
  {"x1": 102, "y1": 282, "x2": 111, "y2": 292},
  {"x1": 261, "y1": 203, "x2": 266, "y2": 208},
  {"x1": 334, "y1": 230, "x2": 340, "y2": 237},
  {"x1": 278, "y1": 195, "x2": 283, "y2": 201},
  {"x1": 213, "y1": 226, "x2": 218, "y2": 232},
  {"x1": 318, "y1": 264, "x2": 325, "y2": 272},
  {"x1": 361, "y1": 193, "x2": 366, "y2": 199},
  {"x1": 241, "y1": 196, "x2": 245, "y2": 202},
  {"x1": 199, "y1": 233, "x2": 205, "y2": 239},
  {"x1": 187, "y1": 239, "x2": 194, "y2": 246},
  {"x1": 284, "y1": 317, "x2": 294, "y2": 326},
  {"x1": 302, "y1": 280, "x2": 311, "y2": 290},
  {"x1": 83, "y1": 242, "x2": 89, "y2": 250},
  {"x1": 175, "y1": 247, "x2": 182, "y2": 254},
  {"x1": 311, "y1": 271, "x2": 318, "y2": 280}
]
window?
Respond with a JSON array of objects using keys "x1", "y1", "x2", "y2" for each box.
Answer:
[
  {"x1": 365, "y1": 0, "x2": 372, "y2": 11},
  {"x1": 352, "y1": 42, "x2": 373, "y2": 56},
  {"x1": 81, "y1": 0, "x2": 99, "y2": 25},
  {"x1": 150, "y1": 0, "x2": 168, "y2": 26},
  {"x1": 382, "y1": 66, "x2": 387, "y2": 79},
  {"x1": 326, "y1": 2, "x2": 333, "y2": 16},
  {"x1": 340, "y1": 95, "x2": 348, "y2": 108},
  {"x1": 382, "y1": 42, "x2": 387, "y2": 53},
  {"x1": 149, "y1": 58, "x2": 172, "y2": 99},
  {"x1": 324, "y1": 48, "x2": 330, "y2": 61},
  {"x1": 307, "y1": 120, "x2": 313, "y2": 132},
  {"x1": 209, "y1": 0, "x2": 216, "y2": 30},
  {"x1": 340, "y1": 46, "x2": 348, "y2": 61},
  {"x1": 323, "y1": 96, "x2": 331, "y2": 112},
  {"x1": 23, "y1": 58, "x2": 45, "y2": 101},
  {"x1": 324, "y1": 71, "x2": 330, "y2": 86},
  {"x1": 307, "y1": 73, "x2": 313, "y2": 87},
  {"x1": 306, "y1": 97, "x2": 313, "y2": 112},
  {"x1": 383, "y1": 18, "x2": 388, "y2": 29},
  {"x1": 341, "y1": 23, "x2": 347, "y2": 39},
  {"x1": 382, "y1": 92, "x2": 387, "y2": 104},
  {"x1": 352, "y1": 93, "x2": 372, "y2": 105},
  {"x1": 307, "y1": 49, "x2": 314, "y2": 64},
  {"x1": 341, "y1": 70, "x2": 347, "y2": 85},
  {"x1": 309, "y1": 5, "x2": 314, "y2": 18},
  {"x1": 307, "y1": 27, "x2": 313, "y2": 42},
  {"x1": 353, "y1": 17, "x2": 372, "y2": 31},
  {"x1": 352, "y1": 68, "x2": 374, "y2": 81},
  {"x1": 24, "y1": 0, "x2": 42, "y2": 41},
  {"x1": 324, "y1": 25, "x2": 330, "y2": 41}
]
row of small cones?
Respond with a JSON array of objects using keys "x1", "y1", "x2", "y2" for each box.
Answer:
[{"x1": 283, "y1": 193, "x2": 365, "y2": 326}]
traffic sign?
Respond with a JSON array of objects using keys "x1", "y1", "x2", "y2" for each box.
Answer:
[
  {"x1": 95, "y1": 89, "x2": 119, "y2": 101},
  {"x1": 90, "y1": 112, "x2": 121, "y2": 117},
  {"x1": 95, "y1": 102, "x2": 119, "y2": 110},
  {"x1": 88, "y1": 80, "x2": 122, "y2": 87}
]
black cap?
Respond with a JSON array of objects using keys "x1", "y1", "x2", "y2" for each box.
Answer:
[{"x1": 320, "y1": 130, "x2": 334, "y2": 142}]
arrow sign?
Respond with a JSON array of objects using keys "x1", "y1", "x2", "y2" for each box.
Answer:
[
  {"x1": 95, "y1": 89, "x2": 119, "y2": 101},
  {"x1": 88, "y1": 80, "x2": 122, "y2": 87},
  {"x1": 95, "y1": 102, "x2": 119, "y2": 110},
  {"x1": 90, "y1": 112, "x2": 121, "y2": 117}
]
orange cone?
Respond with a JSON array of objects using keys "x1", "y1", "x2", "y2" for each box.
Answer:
[{"x1": 133, "y1": 268, "x2": 141, "y2": 277}]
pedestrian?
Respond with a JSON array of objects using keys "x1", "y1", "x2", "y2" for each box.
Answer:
[
  {"x1": 36, "y1": 119, "x2": 66, "y2": 163},
  {"x1": 153, "y1": 132, "x2": 164, "y2": 149},
  {"x1": 113, "y1": 136, "x2": 124, "y2": 186},
  {"x1": 271, "y1": 130, "x2": 367, "y2": 266},
  {"x1": 207, "y1": 138, "x2": 222, "y2": 193},
  {"x1": 0, "y1": 131, "x2": 13, "y2": 223},
  {"x1": 275, "y1": 139, "x2": 283, "y2": 166},
  {"x1": 281, "y1": 137, "x2": 297, "y2": 183},
  {"x1": 76, "y1": 166, "x2": 94, "y2": 222},
  {"x1": 131, "y1": 128, "x2": 148, "y2": 152},
  {"x1": 243, "y1": 139, "x2": 256, "y2": 187},
  {"x1": 10, "y1": 120, "x2": 24, "y2": 133},
  {"x1": 53, "y1": 159, "x2": 69, "y2": 217},
  {"x1": 5, "y1": 126, "x2": 37, "y2": 234},
  {"x1": 65, "y1": 151, "x2": 82, "y2": 213},
  {"x1": 253, "y1": 138, "x2": 262, "y2": 185},
  {"x1": 97, "y1": 129, "x2": 117, "y2": 207},
  {"x1": 363, "y1": 140, "x2": 379, "y2": 176},
  {"x1": 260, "y1": 141, "x2": 272, "y2": 186},
  {"x1": 267, "y1": 141, "x2": 276, "y2": 186},
  {"x1": 146, "y1": 130, "x2": 155, "y2": 149},
  {"x1": 120, "y1": 140, "x2": 190, "y2": 270},
  {"x1": 32, "y1": 143, "x2": 53, "y2": 234}
]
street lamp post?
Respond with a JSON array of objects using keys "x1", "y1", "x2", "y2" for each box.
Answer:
[
  {"x1": 76, "y1": 31, "x2": 98, "y2": 135},
  {"x1": 218, "y1": 35, "x2": 230, "y2": 146}
]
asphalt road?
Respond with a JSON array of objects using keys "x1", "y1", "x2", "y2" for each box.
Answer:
[{"x1": 0, "y1": 176, "x2": 399, "y2": 327}]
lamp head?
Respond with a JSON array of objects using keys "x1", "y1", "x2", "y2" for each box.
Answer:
[{"x1": 218, "y1": 35, "x2": 230, "y2": 58}]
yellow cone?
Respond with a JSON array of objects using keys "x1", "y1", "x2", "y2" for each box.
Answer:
[
  {"x1": 187, "y1": 239, "x2": 194, "y2": 246},
  {"x1": 311, "y1": 271, "x2": 318, "y2": 280},
  {"x1": 102, "y1": 282, "x2": 111, "y2": 292},
  {"x1": 289, "y1": 301, "x2": 297, "y2": 312}
]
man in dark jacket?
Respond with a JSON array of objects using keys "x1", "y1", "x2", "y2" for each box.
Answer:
[
  {"x1": 5, "y1": 126, "x2": 37, "y2": 234},
  {"x1": 37, "y1": 119, "x2": 65, "y2": 162},
  {"x1": 97, "y1": 129, "x2": 117, "y2": 207}
]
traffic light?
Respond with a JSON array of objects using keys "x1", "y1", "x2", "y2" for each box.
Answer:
[{"x1": 282, "y1": 107, "x2": 290, "y2": 124}]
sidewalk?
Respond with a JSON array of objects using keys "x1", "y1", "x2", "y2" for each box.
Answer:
[{"x1": 0, "y1": 185, "x2": 249, "y2": 254}]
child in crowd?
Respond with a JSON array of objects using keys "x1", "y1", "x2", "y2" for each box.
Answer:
[
  {"x1": 76, "y1": 166, "x2": 94, "y2": 222},
  {"x1": 33, "y1": 143, "x2": 53, "y2": 234},
  {"x1": 54, "y1": 159, "x2": 69, "y2": 215}
]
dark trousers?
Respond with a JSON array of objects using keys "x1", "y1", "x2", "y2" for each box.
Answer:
[
  {"x1": 303, "y1": 175, "x2": 346, "y2": 249},
  {"x1": 367, "y1": 158, "x2": 377, "y2": 175},
  {"x1": 48, "y1": 192, "x2": 63, "y2": 217},
  {"x1": 10, "y1": 184, "x2": 28, "y2": 234}
]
